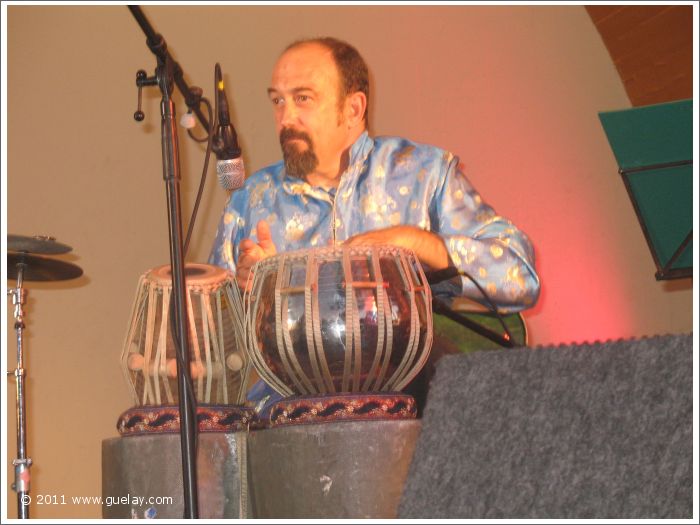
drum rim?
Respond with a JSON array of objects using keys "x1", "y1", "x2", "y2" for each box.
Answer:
[
  {"x1": 145, "y1": 262, "x2": 232, "y2": 287},
  {"x1": 252, "y1": 243, "x2": 420, "y2": 271}
]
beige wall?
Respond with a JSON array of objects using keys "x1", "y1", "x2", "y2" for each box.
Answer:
[{"x1": 4, "y1": 5, "x2": 693, "y2": 519}]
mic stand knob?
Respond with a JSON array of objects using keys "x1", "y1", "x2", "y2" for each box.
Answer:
[{"x1": 134, "y1": 69, "x2": 158, "y2": 122}]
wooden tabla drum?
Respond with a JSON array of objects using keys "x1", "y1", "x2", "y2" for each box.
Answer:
[
  {"x1": 121, "y1": 263, "x2": 249, "y2": 407},
  {"x1": 244, "y1": 245, "x2": 433, "y2": 398}
]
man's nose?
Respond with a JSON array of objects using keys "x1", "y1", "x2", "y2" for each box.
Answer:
[{"x1": 279, "y1": 102, "x2": 298, "y2": 127}]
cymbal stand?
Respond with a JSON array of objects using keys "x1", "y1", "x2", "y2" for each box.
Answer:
[{"x1": 8, "y1": 260, "x2": 32, "y2": 519}]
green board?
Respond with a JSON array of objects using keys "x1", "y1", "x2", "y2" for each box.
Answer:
[
  {"x1": 432, "y1": 311, "x2": 526, "y2": 355},
  {"x1": 599, "y1": 99, "x2": 693, "y2": 279}
]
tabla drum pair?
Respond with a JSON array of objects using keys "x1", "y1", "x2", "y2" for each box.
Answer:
[{"x1": 120, "y1": 245, "x2": 433, "y2": 427}]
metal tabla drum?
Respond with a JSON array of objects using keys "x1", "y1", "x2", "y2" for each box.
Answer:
[
  {"x1": 121, "y1": 263, "x2": 249, "y2": 406},
  {"x1": 244, "y1": 245, "x2": 433, "y2": 397}
]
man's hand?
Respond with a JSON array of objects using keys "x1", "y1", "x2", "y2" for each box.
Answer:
[
  {"x1": 345, "y1": 225, "x2": 450, "y2": 270},
  {"x1": 237, "y1": 220, "x2": 277, "y2": 290}
]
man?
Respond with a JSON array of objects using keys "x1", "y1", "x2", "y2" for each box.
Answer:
[{"x1": 209, "y1": 37, "x2": 540, "y2": 410}]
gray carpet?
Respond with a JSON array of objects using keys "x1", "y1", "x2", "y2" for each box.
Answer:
[{"x1": 398, "y1": 334, "x2": 693, "y2": 519}]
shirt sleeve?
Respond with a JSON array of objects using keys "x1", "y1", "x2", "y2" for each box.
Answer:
[
  {"x1": 429, "y1": 154, "x2": 540, "y2": 312},
  {"x1": 208, "y1": 191, "x2": 247, "y2": 274}
]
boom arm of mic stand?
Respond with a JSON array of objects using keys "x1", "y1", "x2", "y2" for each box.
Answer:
[{"x1": 128, "y1": 5, "x2": 210, "y2": 134}]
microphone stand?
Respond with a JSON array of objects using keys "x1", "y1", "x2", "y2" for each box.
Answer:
[{"x1": 128, "y1": 6, "x2": 199, "y2": 518}]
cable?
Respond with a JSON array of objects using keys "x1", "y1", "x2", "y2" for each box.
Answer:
[
  {"x1": 187, "y1": 124, "x2": 211, "y2": 143},
  {"x1": 183, "y1": 96, "x2": 215, "y2": 258},
  {"x1": 171, "y1": 70, "x2": 218, "y2": 446},
  {"x1": 428, "y1": 267, "x2": 516, "y2": 346},
  {"x1": 171, "y1": 72, "x2": 219, "y2": 455}
]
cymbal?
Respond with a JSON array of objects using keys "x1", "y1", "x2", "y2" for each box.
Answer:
[
  {"x1": 8, "y1": 234, "x2": 73, "y2": 255},
  {"x1": 7, "y1": 252, "x2": 83, "y2": 282}
]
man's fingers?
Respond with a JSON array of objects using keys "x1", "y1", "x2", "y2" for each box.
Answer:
[
  {"x1": 256, "y1": 219, "x2": 272, "y2": 242},
  {"x1": 239, "y1": 238, "x2": 258, "y2": 254},
  {"x1": 346, "y1": 231, "x2": 383, "y2": 246},
  {"x1": 235, "y1": 222, "x2": 278, "y2": 291},
  {"x1": 236, "y1": 243, "x2": 265, "y2": 291},
  {"x1": 256, "y1": 220, "x2": 277, "y2": 255}
]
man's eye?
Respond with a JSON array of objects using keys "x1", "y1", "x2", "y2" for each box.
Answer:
[
  {"x1": 295, "y1": 95, "x2": 309, "y2": 103},
  {"x1": 271, "y1": 97, "x2": 284, "y2": 106}
]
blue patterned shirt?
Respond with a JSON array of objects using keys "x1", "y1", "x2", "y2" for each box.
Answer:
[{"x1": 209, "y1": 131, "x2": 539, "y2": 311}]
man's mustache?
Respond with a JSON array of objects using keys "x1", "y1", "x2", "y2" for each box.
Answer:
[{"x1": 280, "y1": 128, "x2": 313, "y2": 147}]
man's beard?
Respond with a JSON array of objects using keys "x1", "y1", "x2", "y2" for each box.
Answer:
[{"x1": 280, "y1": 127, "x2": 318, "y2": 179}]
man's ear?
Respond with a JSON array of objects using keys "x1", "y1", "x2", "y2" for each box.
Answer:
[{"x1": 345, "y1": 91, "x2": 367, "y2": 128}]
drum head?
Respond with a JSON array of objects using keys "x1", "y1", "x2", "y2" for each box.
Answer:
[{"x1": 146, "y1": 263, "x2": 230, "y2": 288}]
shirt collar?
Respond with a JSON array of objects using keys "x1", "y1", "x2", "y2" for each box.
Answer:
[{"x1": 347, "y1": 130, "x2": 373, "y2": 169}]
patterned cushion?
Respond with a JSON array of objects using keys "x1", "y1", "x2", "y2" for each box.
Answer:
[
  {"x1": 117, "y1": 404, "x2": 256, "y2": 436},
  {"x1": 266, "y1": 392, "x2": 417, "y2": 428}
]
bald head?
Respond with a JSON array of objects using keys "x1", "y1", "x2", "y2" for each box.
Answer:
[{"x1": 284, "y1": 37, "x2": 369, "y2": 124}]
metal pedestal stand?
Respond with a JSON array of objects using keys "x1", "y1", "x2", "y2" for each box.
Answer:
[
  {"x1": 8, "y1": 264, "x2": 31, "y2": 519},
  {"x1": 6, "y1": 240, "x2": 83, "y2": 518}
]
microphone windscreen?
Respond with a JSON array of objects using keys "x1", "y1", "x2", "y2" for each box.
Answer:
[{"x1": 217, "y1": 158, "x2": 245, "y2": 191}]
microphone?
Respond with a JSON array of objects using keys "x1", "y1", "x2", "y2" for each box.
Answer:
[{"x1": 213, "y1": 63, "x2": 245, "y2": 191}]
